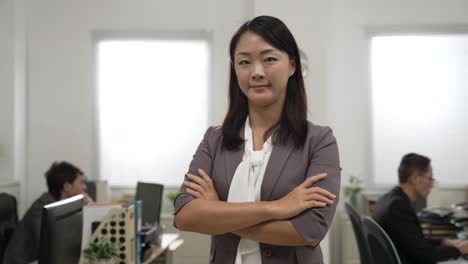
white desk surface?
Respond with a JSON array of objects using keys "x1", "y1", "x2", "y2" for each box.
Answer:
[
  {"x1": 438, "y1": 258, "x2": 468, "y2": 264},
  {"x1": 142, "y1": 233, "x2": 181, "y2": 264}
]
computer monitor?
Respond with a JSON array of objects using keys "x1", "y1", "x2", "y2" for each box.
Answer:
[
  {"x1": 85, "y1": 181, "x2": 97, "y2": 201},
  {"x1": 135, "y1": 182, "x2": 164, "y2": 226},
  {"x1": 38, "y1": 194, "x2": 84, "y2": 264}
]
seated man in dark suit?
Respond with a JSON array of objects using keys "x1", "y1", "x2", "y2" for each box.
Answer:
[
  {"x1": 2, "y1": 161, "x2": 93, "y2": 264},
  {"x1": 372, "y1": 153, "x2": 468, "y2": 264}
]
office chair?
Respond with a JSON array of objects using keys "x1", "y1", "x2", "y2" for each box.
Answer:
[
  {"x1": 344, "y1": 202, "x2": 373, "y2": 264},
  {"x1": 362, "y1": 216, "x2": 401, "y2": 264},
  {"x1": 0, "y1": 193, "x2": 18, "y2": 261}
]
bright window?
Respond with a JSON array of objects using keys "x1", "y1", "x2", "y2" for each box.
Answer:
[
  {"x1": 371, "y1": 34, "x2": 468, "y2": 186},
  {"x1": 97, "y1": 39, "x2": 210, "y2": 186}
]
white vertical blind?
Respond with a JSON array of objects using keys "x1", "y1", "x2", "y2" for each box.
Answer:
[
  {"x1": 371, "y1": 35, "x2": 468, "y2": 186},
  {"x1": 97, "y1": 39, "x2": 209, "y2": 186}
]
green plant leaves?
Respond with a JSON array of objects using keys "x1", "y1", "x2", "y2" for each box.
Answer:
[{"x1": 83, "y1": 239, "x2": 120, "y2": 260}]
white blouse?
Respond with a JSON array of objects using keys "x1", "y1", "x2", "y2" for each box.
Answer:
[{"x1": 227, "y1": 118, "x2": 273, "y2": 264}]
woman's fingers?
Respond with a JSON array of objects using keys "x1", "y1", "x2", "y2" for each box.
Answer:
[
  {"x1": 184, "y1": 169, "x2": 220, "y2": 201},
  {"x1": 300, "y1": 173, "x2": 327, "y2": 188},
  {"x1": 305, "y1": 193, "x2": 334, "y2": 205},
  {"x1": 186, "y1": 173, "x2": 209, "y2": 190},
  {"x1": 186, "y1": 188, "x2": 202, "y2": 198},
  {"x1": 184, "y1": 181, "x2": 206, "y2": 194},
  {"x1": 198, "y1": 168, "x2": 213, "y2": 185},
  {"x1": 306, "y1": 187, "x2": 336, "y2": 199},
  {"x1": 306, "y1": 200, "x2": 327, "y2": 208}
]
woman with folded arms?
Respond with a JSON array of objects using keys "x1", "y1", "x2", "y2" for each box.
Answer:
[{"x1": 174, "y1": 15, "x2": 341, "y2": 264}]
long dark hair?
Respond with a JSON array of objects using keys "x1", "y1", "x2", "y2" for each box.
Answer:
[{"x1": 222, "y1": 15, "x2": 308, "y2": 150}]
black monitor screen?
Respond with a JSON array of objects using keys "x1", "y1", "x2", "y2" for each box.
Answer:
[
  {"x1": 38, "y1": 194, "x2": 84, "y2": 264},
  {"x1": 136, "y1": 182, "x2": 164, "y2": 226},
  {"x1": 85, "y1": 181, "x2": 97, "y2": 201}
]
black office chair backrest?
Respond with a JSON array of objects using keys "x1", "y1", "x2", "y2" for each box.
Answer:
[
  {"x1": 344, "y1": 202, "x2": 373, "y2": 264},
  {"x1": 362, "y1": 216, "x2": 402, "y2": 264},
  {"x1": 0, "y1": 193, "x2": 18, "y2": 261}
]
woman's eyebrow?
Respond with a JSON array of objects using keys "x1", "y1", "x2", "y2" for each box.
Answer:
[{"x1": 235, "y1": 49, "x2": 279, "y2": 57}]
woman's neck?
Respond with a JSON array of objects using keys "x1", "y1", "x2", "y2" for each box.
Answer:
[
  {"x1": 248, "y1": 103, "x2": 282, "y2": 131},
  {"x1": 248, "y1": 103, "x2": 283, "y2": 150},
  {"x1": 249, "y1": 107, "x2": 281, "y2": 131}
]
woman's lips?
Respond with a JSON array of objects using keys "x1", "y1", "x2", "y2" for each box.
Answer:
[{"x1": 250, "y1": 85, "x2": 270, "y2": 92}]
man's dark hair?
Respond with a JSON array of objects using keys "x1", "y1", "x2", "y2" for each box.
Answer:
[
  {"x1": 45, "y1": 161, "x2": 83, "y2": 199},
  {"x1": 398, "y1": 153, "x2": 431, "y2": 183},
  {"x1": 222, "y1": 15, "x2": 308, "y2": 150}
]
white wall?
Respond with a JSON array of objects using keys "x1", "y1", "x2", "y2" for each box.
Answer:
[
  {"x1": 0, "y1": 0, "x2": 15, "y2": 184},
  {"x1": 0, "y1": 0, "x2": 27, "y2": 212}
]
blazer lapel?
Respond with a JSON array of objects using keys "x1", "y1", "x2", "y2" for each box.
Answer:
[
  {"x1": 261, "y1": 142, "x2": 294, "y2": 201},
  {"x1": 224, "y1": 147, "x2": 243, "y2": 189},
  {"x1": 224, "y1": 124, "x2": 245, "y2": 189}
]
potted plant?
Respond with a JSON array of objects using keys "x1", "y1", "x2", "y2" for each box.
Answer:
[
  {"x1": 83, "y1": 239, "x2": 119, "y2": 264},
  {"x1": 344, "y1": 175, "x2": 363, "y2": 208},
  {"x1": 166, "y1": 191, "x2": 179, "y2": 203}
]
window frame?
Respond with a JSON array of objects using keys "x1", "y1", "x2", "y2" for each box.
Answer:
[
  {"x1": 365, "y1": 25, "x2": 468, "y2": 190},
  {"x1": 92, "y1": 30, "x2": 213, "y2": 187}
]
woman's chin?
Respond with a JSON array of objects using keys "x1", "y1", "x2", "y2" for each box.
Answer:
[{"x1": 248, "y1": 98, "x2": 276, "y2": 108}]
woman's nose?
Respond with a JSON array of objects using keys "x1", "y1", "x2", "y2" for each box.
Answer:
[{"x1": 251, "y1": 62, "x2": 265, "y2": 80}]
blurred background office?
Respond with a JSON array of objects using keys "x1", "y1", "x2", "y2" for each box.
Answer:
[{"x1": 1, "y1": 1, "x2": 468, "y2": 263}]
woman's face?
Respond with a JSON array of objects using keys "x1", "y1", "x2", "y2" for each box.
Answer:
[{"x1": 233, "y1": 31, "x2": 296, "y2": 108}]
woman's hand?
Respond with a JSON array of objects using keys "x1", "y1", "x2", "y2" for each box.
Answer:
[
  {"x1": 183, "y1": 168, "x2": 220, "y2": 201},
  {"x1": 270, "y1": 173, "x2": 336, "y2": 220}
]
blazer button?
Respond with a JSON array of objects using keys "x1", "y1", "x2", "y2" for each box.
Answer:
[{"x1": 263, "y1": 248, "x2": 272, "y2": 257}]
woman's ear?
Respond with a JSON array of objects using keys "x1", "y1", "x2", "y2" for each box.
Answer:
[{"x1": 289, "y1": 59, "x2": 296, "y2": 77}]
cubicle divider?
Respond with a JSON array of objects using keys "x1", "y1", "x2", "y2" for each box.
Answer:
[{"x1": 80, "y1": 202, "x2": 141, "y2": 264}]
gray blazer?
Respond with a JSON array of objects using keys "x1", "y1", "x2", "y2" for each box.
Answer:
[{"x1": 175, "y1": 122, "x2": 341, "y2": 264}]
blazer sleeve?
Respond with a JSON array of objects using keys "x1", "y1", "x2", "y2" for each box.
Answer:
[
  {"x1": 173, "y1": 126, "x2": 215, "y2": 218},
  {"x1": 290, "y1": 126, "x2": 341, "y2": 243},
  {"x1": 387, "y1": 198, "x2": 461, "y2": 263}
]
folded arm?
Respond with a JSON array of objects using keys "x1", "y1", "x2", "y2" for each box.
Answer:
[
  {"x1": 175, "y1": 198, "x2": 275, "y2": 235},
  {"x1": 177, "y1": 168, "x2": 334, "y2": 240},
  {"x1": 233, "y1": 220, "x2": 319, "y2": 246}
]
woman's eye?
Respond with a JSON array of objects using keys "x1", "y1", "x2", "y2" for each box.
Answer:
[
  {"x1": 265, "y1": 57, "x2": 278, "y2": 63},
  {"x1": 238, "y1": 60, "x2": 250, "y2": 65}
]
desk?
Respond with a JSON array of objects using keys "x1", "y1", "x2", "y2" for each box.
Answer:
[{"x1": 142, "y1": 233, "x2": 184, "y2": 264}]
